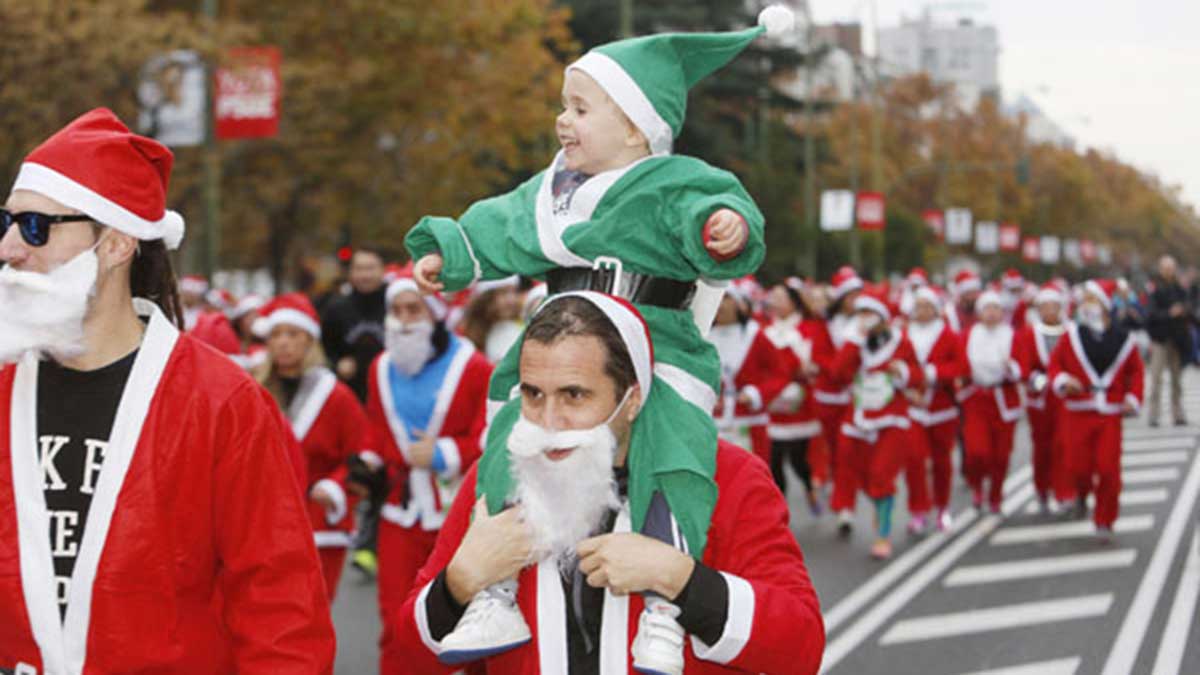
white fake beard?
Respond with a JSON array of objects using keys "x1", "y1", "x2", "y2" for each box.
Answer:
[
  {"x1": 0, "y1": 248, "x2": 98, "y2": 364},
  {"x1": 508, "y1": 415, "x2": 621, "y2": 574},
  {"x1": 1078, "y1": 304, "x2": 1106, "y2": 334},
  {"x1": 385, "y1": 316, "x2": 435, "y2": 376}
]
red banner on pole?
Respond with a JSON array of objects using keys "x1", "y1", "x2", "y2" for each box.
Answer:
[
  {"x1": 215, "y1": 46, "x2": 281, "y2": 140},
  {"x1": 921, "y1": 209, "x2": 944, "y2": 240},
  {"x1": 856, "y1": 192, "x2": 886, "y2": 230},
  {"x1": 999, "y1": 222, "x2": 1021, "y2": 252},
  {"x1": 1021, "y1": 236, "x2": 1040, "y2": 262}
]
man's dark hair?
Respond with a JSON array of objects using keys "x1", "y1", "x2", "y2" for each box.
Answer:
[
  {"x1": 130, "y1": 239, "x2": 184, "y2": 329},
  {"x1": 523, "y1": 296, "x2": 636, "y2": 401},
  {"x1": 352, "y1": 244, "x2": 386, "y2": 264}
]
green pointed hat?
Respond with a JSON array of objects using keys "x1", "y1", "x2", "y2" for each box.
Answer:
[{"x1": 567, "y1": 5, "x2": 796, "y2": 155}]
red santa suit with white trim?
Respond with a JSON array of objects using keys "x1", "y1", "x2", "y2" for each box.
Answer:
[
  {"x1": 1048, "y1": 279, "x2": 1144, "y2": 533},
  {"x1": 255, "y1": 293, "x2": 372, "y2": 601},
  {"x1": 1014, "y1": 283, "x2": 1073, "y2": 508},
  {"x1": 957, "y1": 290, "x2": 1028, "y2": 513},
  {"x1": 904, "y1": 286, "x2": 963, "y2": 532},
  {"x1": 0, "y1": 108, "x2": 333, "y2": 673},
  {"x1": 366, "y1": 278, "x2": 493, "y2": 674},
  {"x1": 812, "y1": 266, "x2": 864, "y2": 488}
]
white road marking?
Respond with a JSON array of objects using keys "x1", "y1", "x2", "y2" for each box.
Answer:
[
  {"x1": 819, "y1": 482, "x2": 1035, "y2": 672},
  {"x1": 1122, "y1": 450, "x2": 1190, "y2": 467},
  {"x1": 961, "y1": 657, "x2": 1081, "y2": 675},
  {"x1": 944, "y1": 549, "x2": 1137, "y2": 587},
  {"x1": 1123, "y1": 437, "x2": 1195, "y2": 452},
  {"x1": 1123, "y1": 467, "x2": 1182, "y2": 484},
  {"x1": 1102, "y1": 446, "x2": 1200, "y2": 675},
  {"x1": 1122, "y1": 429, "x2": 1197, "y2": 442},
  {"x1": 822, "y1": 463, "x2": 1032, "y2": 634},
  {"x1": 1022, "y1": 489, "x2": 1169, "y2": 515},
  {"x1": 1150, "y1": 527, "x2": 1200, "y2": 675},
  {"x1": 990, "y1": 514, "x2": 1155, "y2": 546},
  {"x1": 879, "y1": 594, "x2": 1113, "y2": 645}
]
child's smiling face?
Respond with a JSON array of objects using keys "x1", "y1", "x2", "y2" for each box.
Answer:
[{"x1": 557, "y1": 70, "x2": 649, "y2": 175}]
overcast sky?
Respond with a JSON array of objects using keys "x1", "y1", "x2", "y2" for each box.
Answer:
[{"x1": 812, "y1": 0, "x2": 1200, "y2": 210}]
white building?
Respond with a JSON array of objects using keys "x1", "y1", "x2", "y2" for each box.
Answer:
[
  {"x1": 878, "y1": 12, "x2": 999, "y2": 109},
  {"x1": 1004, "y1": 94, "x2": 1076, "y2": 149}
]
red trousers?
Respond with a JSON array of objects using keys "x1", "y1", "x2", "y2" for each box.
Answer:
[
  {"x1": 816, "y1": 402, "x2": 848, "y2": 504},
  {"x1": 1061, "y1": 411, "x2": 1123, "y2": 528},
  {"x1": 834, "y1": 426, "x2": 907, "y2": 504},
  {"x1": 379, "y1": 521, "x2": 441, "y2": 674},
  {"x1": 318, "y1": 547, "x2": 348, "y2": 602},
  {"x1": 962, "y1": 396, "x2": 1016, "y2": 509},
  {"x1": 749, "y1": 425, "x2": 772, "y2": 468},
  {"x1": 1028, "y1": 404, "x2": 1075, "y2": 502},
  {"x1": 911, "y1": 421, "x2": 958, "y2": 512}
]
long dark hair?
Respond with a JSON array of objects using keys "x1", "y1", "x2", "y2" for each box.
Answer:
[{"x1": 130, "y1": 240, "x2": 184, "y2": 328}]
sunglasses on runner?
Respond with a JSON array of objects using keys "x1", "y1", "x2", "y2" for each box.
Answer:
[{"x1": 0, "y1": 208, "x2": 93, "y2": 247}]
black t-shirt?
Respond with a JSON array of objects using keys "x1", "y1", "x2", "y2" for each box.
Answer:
[
  {"x1": 37, "y1": 349, "x2": 138, "y2": 620},
  {"x1": 319, "y1": 288, "x2": 386, "y2": 402}
]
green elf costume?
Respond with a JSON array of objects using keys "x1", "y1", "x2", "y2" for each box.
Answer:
[{"x1": 405, "y1": 6, "x2": 794, "y2": 560}]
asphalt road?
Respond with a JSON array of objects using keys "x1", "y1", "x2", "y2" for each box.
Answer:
[{"x1": 331, "y1": 377, "x2": 1200, "y2": 675}]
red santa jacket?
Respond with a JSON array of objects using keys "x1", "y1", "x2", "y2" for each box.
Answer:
[
  {"x1": 394, "y1": 440, "x2": 825, "y2": 674},
  {"x1": 906, "y1": 318, "x2": 962, "y2": 427},
  {"x1": 1014, "y1": 320, "x2": 1069, "y2": 411},
  {"x1": 764, "y1": 316, "x2": 822, "y2": 440},
  {"x1": 956, "y1": 322, "x2": 1027, "y2": 422},
  {"x1": 365, "y1": 337, "x2": 492, "y2": 532},
  {"x1": 286, "y1": 367, "x2": 370, "y2": 548},
  {"x1": 812, "y1": 314, "x2": 851, "y2": 406},
  {"x1": 1048, "y1": 323, "x2": 1145, "y2": 416},
  {"x1": 709, "y1": 320, "x2": 790, "y2": 430},
  {"x1": 0, "y1": 304, "x2": 334, "y2": 674},
  {"x1": 830, "y1": 329, "x2": 926, "y2": 437}
]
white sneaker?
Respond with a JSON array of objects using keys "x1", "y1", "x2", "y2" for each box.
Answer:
[
  {"x1": 837, "y1": 510, "x2": 855, "y2": 538},
  {"x1": 632, "y1": 597, "x2": 685, "y2": 675},
  {"x1": 438, "y1": 579, "x2": 531, "y2": 665}
]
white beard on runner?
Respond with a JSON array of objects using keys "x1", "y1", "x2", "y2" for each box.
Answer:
[
  {"x1": 0, "y1": 246, "x2": 98, "y2": 364},
  {"x1": 508, "y1": 413, "x2": 622, "y2": 574},
  {"x1": 385, "y1": 316, "x2": 436, "y2": 376}
]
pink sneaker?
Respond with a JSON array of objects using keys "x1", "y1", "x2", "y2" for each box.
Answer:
[
  {"x1": 935, "y1": 509, "x2": 952, "y2": 532},
  {"x1": 870, "y1": 538, "x2": 893, "y2": 560},
  {"x1": 907, "y1": 513, "x2": 928, "y2": 535}
]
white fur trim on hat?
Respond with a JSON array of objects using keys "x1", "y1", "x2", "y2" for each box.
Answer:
[
  {"x1": 386, "y1": 279, "x2": 447, "y2": 321},
  {"x1": 1034, "y1": 287, "x2": 1065, "y2": 307},
  {"x1": 540, "y1": 291, "x2": 653, "y2": 405},
  {"x1": 854, "y1": 295, "x2": 891, "y2": 321},
  {"x1": 1084, "y1": 280, "x2": 1112, "y2": 310},
  {"x1": 256, "y1": 308, "x2": 320, "y2": 339},
  {"x1": 914, "y1": 286, "x2": 942, "y2": 309},
  {"x1": 975, "y1": 290, "x2": 1003, "y2": 313},
  {"x1": 758, "y1": 5, "x2": 796, "y2": 38},
  {"x1": 954, "y1": 275, "x2": 982, "y2": 295},
  {"x1": 472, "y1": 275, "x2": 520, "y2": 295},
  {"x1": 832, "y1": 276, "x2": 863, "y2": 300},
  {"x1": 13, "y1": 162, "x2": 185, "y2": 249},
  {"x1": 568, "y1": 52, "x2": 674, "y2": 155}
]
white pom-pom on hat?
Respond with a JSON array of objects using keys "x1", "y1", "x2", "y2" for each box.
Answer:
[{"x1": 758, "y1": 5, "x2": 796, "y2": 38}]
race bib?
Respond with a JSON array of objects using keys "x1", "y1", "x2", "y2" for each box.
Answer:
[{"x1": 854, "y1": 371, "x2": 894, "y2": 411}]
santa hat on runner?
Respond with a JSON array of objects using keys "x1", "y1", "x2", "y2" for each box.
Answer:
[
  {"x1": 206, "y1": 288, "x2": 236, "y2": 314},
  {"x1": 1083, "y1": 278, "x2": 1118, "y2": 311},
  {"x1": 1001, "y1": 268, "x2": 1024, "y2": 292},
  {"x1": 10, "y1": 108, "x2": 185, "y2": 249},
  {"x1": 1033, "y1": 282, "x2": 1066, "y2": 307},
  {"x1": 853, "y1": 284, "x2": 894, "y2": 322},
  {"x1": 906, "y1": 267, "x2": 929, "y2": 287},
  {"x1": 231, "y1": 293, "x2": 266, "y2": 320},
  {"x1": 179, "y1": 274, "x2": 209, "y2": 296},
  {"x1": 386, "y1": 273, "x2": 448, "y2": 322},
  {"x1": 784, "y1": 276, "x2": 805, "y2": 292},
  {"x1": 537, "y1": 291, "x2": 654, "y2": 406},
  {"x1": 913, "y1": 285, "x2": 943, "y2": 310},
  {"x1": 975, "y1": 289, "x2": 1005, "y2": 313},
  {"x1": 952, "y1": 269, "x2": 982, "y2": 296},
  {"x1": 254, "y1": 293, "x2": 321, "y2": 338},
  {"x1": 566, "y1": 6, "x2": 795, "y2": 155},
  {"x1": 830, "y1": 265, "x2": 864, "y2": 301},
  {"x1": 472, "y1": 275, "x2": 521, "y2": 295}
]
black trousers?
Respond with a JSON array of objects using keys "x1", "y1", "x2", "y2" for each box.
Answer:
[{"x1": 770, "y1": 438, "x2": 813, "y2": 495}]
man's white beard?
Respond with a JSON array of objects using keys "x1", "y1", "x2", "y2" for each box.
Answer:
[
  {"x1": 508, "y1": 415, "x2": 621, "y2": 573},
  {"x1": 0, "y1": 248, "x2": 98, "y2": 364},
  {"x1": 385, "y1": 317, "x2": 435, "y2": 376}
]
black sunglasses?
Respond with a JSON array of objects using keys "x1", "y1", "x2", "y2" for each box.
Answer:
[{"x1": 0, "y1": 208, "x2": 93, "y2": 247}]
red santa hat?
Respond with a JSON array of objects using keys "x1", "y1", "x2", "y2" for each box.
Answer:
[
  {"x1": 231, "y1": 293, "x2": 266, "y2": 320},
  {"x1": 254, "y1": 293, "x2": 321, "y2": 338},
  {"x1": 1084, "y1": 278, "x2": 1117, "y2": 310},
  {"x1": 1002, "y1": 268, "x2": 1024, "y2": 291},
  {"x1": 383, "y1": 262, "x2": 409, "y2": 283},
  {"x1": 538, "y1": 291, "x2": 654, "y2": 405},
  {"x1": 913, "y1": 285, "x2": 943, "y2": 310},
  {"x1": 975, "y1": 289, "x2": 1004, "y2": 313},
  {"x1": 1033, "y1": 282, "x2": 1066, "y2": 307},
  {"x1": 906, "y1": 267, "x2": 929, "y2": 286},
  {"x1": 386, "y1": 277, "x2": 448, "y2": 321},
  {"x1": 853, "y1": 284, "x2": 893, "y2": 322},
  {"x1": 179, "y1": 274, "x2": 209, "y2": 296},
  {"x1": 784, "y1": 276, "x2": 805, "y2": 292},
  {"x1": 952, "y1": 269, "x2": 982, "y2": 296},
  {"x1": 831, "y1": 266, "x2": 863, "y2": 300},
  {"x1": 206, "y1": 288, "x2": 236, "y2": 314},
  {"x1": 10, "y1": 108, "x2": 185, "y2": 249}
]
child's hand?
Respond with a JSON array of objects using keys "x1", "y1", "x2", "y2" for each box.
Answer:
[
  {"x1": 703, "y1": 208, "x2": 748, "y2": 262},
  {"x1": 414, "y1": 253, "x2": 445, "y2": 293}
]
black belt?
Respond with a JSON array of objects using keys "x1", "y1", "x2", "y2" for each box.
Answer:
[{"x1": 546, "y1": 265, "x2": 695, "y2": 310}]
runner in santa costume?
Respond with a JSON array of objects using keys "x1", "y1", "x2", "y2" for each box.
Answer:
[
  {"x1": 1001, "y1": 268, "x2": 1029, "y2": 330},
  {"x1": 944, "y1": 268, "x2": 982, "y2": 334},
  {"x1": 253, "y1": 293, "x2": 371, "y2": 600},
  {"x1": 904, "y1": 286, "x2": 962, "y2": 533},
  {"x1": 393, "y1": 291, "x2": 824, "y2": 674},
  {"x1": 897, "y1": 266, "x2": 930, "y2": 319},
  {"x1": 813, "y1": 265, "x2": 863, "y2": 530},
  {"x1": 957, "y1": 290, "x2": 1028, "y2": 513},
  {"x1": 0, "y1": 108, "x2": 333, "y2": 673},
  {"x1": 829, "y1": 286, "x2": 925, "y2": 558},
  {"x1": 763, "y1": 278, "x2": 824, "y2": 513},
  {"x1": 1015, "y1": 282, "x2": 1073, "y2": 513},
  {"x1": 407, "y1": 9, "x2": 798, "y2": 587},
  {"x1": 178, "y1": 273, "x2": 208, "y2": 330},
  {"x1": 707, "y1": 285, "x2": 790, "y2": 467},
  {"x1": 362, "y1": 276, "x2": 494, "y2": 674},
  {"x1": 1048, "y1": 279, "x2": 1144, "y2": 540}
]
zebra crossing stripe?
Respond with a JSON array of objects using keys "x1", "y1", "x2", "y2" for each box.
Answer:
[
  {"x1": 1123, "y1": 451, "x2": 1190, "y2": 467},
  {"x1": 1150, "y1": 527, "x2": 1200, "y2": 675},
  {"x1": 943, "y1": 549, "x2": 1137, "y2": 587},
  {"x1": 990, "y1": 515, "x2": 1155, "y2": 546},
  {"x1": 1123, "y1": 467, "x2": 1182, "y2": 484},
  {"x1": 879, "y1": 594, "x2": 1113, "y2": 645},
  {"x1": 960, "y1": 656, "x2": 1081, "y2": 675},
  {"x1": 1023, "y1": 489, "x2": 1169, "y2": 515},
  {"x1": 1123, "y1": 437, "x2": 1195, "y2": 452}
]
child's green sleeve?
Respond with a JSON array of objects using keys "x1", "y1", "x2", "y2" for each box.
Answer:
[{"x1": 665, "y1": 167, "x2": 766, "y2": 280}]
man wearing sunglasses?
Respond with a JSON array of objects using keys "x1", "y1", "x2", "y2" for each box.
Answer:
[{"x1": 0, "y1": 109, "x2": 335, "y2": 674}]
